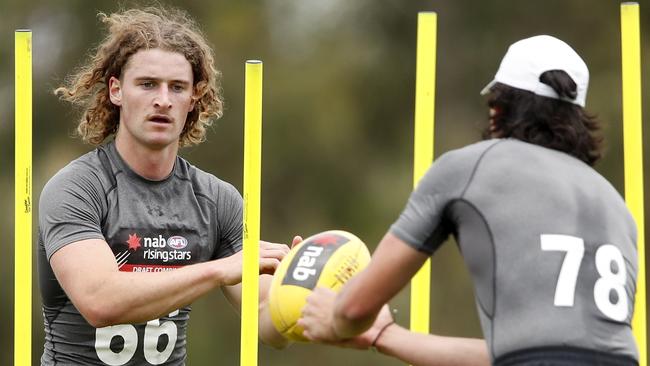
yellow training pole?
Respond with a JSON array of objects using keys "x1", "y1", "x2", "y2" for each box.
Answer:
[
  {"x1": 621, "y1": 3, "x2": 646, "y2": 365},
  {"x1": 241, "y1": 60, "x2": 263, "y2": 366},
  {"x1": 410, "y1": 12, "x2": 436, "y2": 337},
  {"x1": 14, "y1": 30, "x2": 32, "y2": 366}
]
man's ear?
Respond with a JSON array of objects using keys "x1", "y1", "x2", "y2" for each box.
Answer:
[{"x1": 108, "y1": 76, "x2": 122, "y2": 106}]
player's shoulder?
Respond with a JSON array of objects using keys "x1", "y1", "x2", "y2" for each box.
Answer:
[
  {"x1": 42, "y1": 147, "x2": 112, "y2": 195},
  {"x1": 440, "y1": 138, "x2": 575, "y2": 167},
  {"x1": 443, "y1": 139, "x2": 503, "y2": 159},
  {"x1": 434, "y1": 139, "x2": 504, "y2": 171}
]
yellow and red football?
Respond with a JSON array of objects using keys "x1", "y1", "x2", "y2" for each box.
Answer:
[{"x1": 269, "y1": 230, "x2": 371, "y2": 342}]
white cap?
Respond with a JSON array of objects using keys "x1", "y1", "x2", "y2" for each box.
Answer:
[{"x1": 480, "y1": 35, "x2": 589, "y2": 107}]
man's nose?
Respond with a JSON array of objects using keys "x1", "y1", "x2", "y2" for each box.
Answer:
[{"x1": 153, "y1": 87, "x2": 172, "y2": 109}]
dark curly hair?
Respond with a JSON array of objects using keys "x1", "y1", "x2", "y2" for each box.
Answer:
[
  {"x1": 484, "y1": 70, "x2": 603, "y2": 166},
  {"x1": 55, "y1": 6, "x2": 223, "y2": 146}
]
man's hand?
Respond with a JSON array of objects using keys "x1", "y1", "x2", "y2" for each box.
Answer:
[
  {"x1": 259, "y1": 240, "x2": 291, "y2": 275},
  {"x1": 298, "y1": 287, "x2": 340, "y2": 343},
  {"x1": 218, "y1": 240, "x2": 292, "y2": 286},
  {"x1": 299, "y1": 288, "x2": 394, "y2": 349}
]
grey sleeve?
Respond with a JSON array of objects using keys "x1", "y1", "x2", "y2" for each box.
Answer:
[
  {"x1": 213, "y1": 182, "x2": 243, "y2": 259},
  {"x1": 39, "y1": 166, "x2": 107, "y2": 260},
  {"x1": 389, "y1": 148, "x2": 476, "y2": 255}
]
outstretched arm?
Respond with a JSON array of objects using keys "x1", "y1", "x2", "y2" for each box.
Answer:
[
  {"x1": 342, "y1": 307, "x2": 490, "y2": 366},
  {"x1": 51, "y1": 239, "x2": 288, "y2": 328},
  {"x1": 299, "y1": 285, "x2": 489, "y2": 366},
  {"x1": 374, "y1": 323, "x2": 489, "y2": 366}
]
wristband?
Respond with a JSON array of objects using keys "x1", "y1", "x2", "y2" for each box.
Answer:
[{"x1": 370, "y1": 321, "x2": 395, "y2": 351}]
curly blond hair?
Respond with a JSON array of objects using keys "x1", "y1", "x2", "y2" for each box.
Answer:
[{"x1": 55, "y1": 6, "x2": 223, "y2": 146}]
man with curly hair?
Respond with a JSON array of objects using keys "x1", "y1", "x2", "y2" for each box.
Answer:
[
  {"x1": 300, "y1": 35, "x2": 639, "y2": 366},
  {"x1": 38, "y1": 6, "x2": 293, "y2": 365}
]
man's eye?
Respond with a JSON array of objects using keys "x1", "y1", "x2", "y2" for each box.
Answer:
[
  {"x1": 141, "y1": 81, "x2": 155, "y2": 88},
  {"x1": 172, "y1": 84, "x2": 185, "y2": 92}
]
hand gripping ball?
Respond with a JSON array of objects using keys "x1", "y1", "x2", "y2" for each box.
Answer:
[{"x1": 269, "y1": 230, "x2": 371, "y2": 341}]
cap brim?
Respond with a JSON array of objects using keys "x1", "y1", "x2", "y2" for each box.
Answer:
[{"x1": 480, "y1": 80, "x2": 497, "y2": 95}]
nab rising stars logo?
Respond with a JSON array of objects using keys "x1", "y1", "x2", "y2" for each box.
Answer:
[{"x1": 116, "y1": 232, "x2": 192, "y2": 271}]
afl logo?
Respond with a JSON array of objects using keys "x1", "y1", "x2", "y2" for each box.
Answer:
[{"x1": 168, "y1": 236, "x2": 188, "y2": 250}]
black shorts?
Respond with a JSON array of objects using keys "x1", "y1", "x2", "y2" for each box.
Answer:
[{"x1": 494, "y1": 346, "x2": 638, "y2": 366}]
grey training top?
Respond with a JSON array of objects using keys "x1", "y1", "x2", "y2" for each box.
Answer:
[
  {"x1": 38, "y1": 141, "x2": 243, "y2": 365},
  {"x1": 390, "y1": 139, "x2": 638, "y2": 361}
]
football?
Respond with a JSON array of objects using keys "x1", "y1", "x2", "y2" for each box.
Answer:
[{"x1": 269, "y1": 230, "x2": 371, "y2": 341}]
